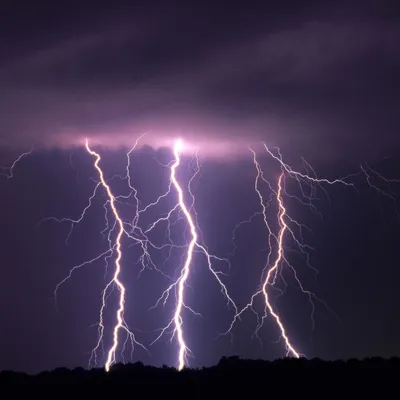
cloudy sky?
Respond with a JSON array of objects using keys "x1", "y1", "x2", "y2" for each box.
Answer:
[
  {"x1": 1, "y1": 1, "x2": 400, "y2": 374},
  {"x1": 1, "y1": 1, "x2": 399, "y2": 159}
]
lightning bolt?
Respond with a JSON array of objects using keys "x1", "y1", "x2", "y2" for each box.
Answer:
[
  {"x1": 223, "y1": 144, "x2": 350, "y2": 357},
  {"x1": 3, "y1": 136, "x2": 400, "y2": 371},
  {"x1": 260, "y1": 173, "x2": 299, "y2": 357},
  {"x1": 37, "y1": 136, "x2": 236, "y2": 372},
  {"x1": 150, "y1": 139, "x2": 237, "y2": 371},
  {"x1": 83, "y1": 139, "x2": 136, "y2": 371},
  {"x1": 168, "y1": 139, "x2": 196, "y2": 370},
  {"x1": 39, "y1": 136, "x2": 173, "y2": 370}
]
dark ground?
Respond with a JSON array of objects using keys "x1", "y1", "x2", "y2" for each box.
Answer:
[{"x1": 1, "y1": 356, "x2": 398, "y2": 394}]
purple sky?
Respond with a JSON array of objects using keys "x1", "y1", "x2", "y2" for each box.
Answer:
[
  {"x1": 1, "y1": 1, "x2": 399, "y2": 161},
  {"x1": 1, "y1": 0, "x2": 400, "y2": 373}
]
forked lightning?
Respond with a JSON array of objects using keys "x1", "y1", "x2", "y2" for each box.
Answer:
[{"x1": 1, "y1": 137, "x2": 398, "y2": 371}]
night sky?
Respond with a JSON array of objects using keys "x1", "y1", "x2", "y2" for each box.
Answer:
[{"x1": 1, "y1": 1, "x2": 400, "y2": 374}]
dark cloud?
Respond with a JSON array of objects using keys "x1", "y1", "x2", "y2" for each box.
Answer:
[{"x1": 1, "y1": 1, "x2": 399, "y2": 161}]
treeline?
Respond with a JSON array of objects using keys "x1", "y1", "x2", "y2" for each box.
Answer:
[{"x1": 1, "y1": 356, "x2": 399, "y2": 393}]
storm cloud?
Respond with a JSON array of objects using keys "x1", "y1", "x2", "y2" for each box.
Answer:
[{"x1": 1, "y1": 1, "x2": 399, "y2": 160}]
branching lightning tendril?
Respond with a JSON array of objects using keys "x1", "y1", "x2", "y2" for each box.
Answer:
[
  {"x1": 37, "y1": 137, "x2": 236, "y2": 371},
  {"x1": 2, "y1": 136, "x2": 399, "y2": 372},
  {"x1": 0, "y1": 148, "x2": 33, "y2": 178},
  {"x1": 149, "y1": 139, "x2": 237, "y2": 371},
  {"x1": 223, "y1": 144, "x2": 351, "y2": 357}
]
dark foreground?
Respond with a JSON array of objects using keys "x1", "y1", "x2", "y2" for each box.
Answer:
[{"x1": 1, "y1": 356, "x2": 399, "y2": 394}]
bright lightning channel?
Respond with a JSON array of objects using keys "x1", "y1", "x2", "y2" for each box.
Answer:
[
  {"x1": 43, "y1": 136, "x2": 176, "y2": 371},
  {"x1": 170, "y1": 139, "x2": 195, "y2": 371},
  {"x1": 40, "y1": 137, "x2": 235, "y2": 372},
  {"x1": 224, "y1": 144, "x2": 351, "y2": 357},
  {"x1": 149, "y1": 138, "x2": 237, "y2": 371},
  {"x1": 85, "y1": 139, "x2": 144, "y2": 372},
  {"x1": 6, "y1": 137, "x2": 400, "y2": 370},
  {"x1": 262, "y1": 172, "x2": 299, "y2": 357}
]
